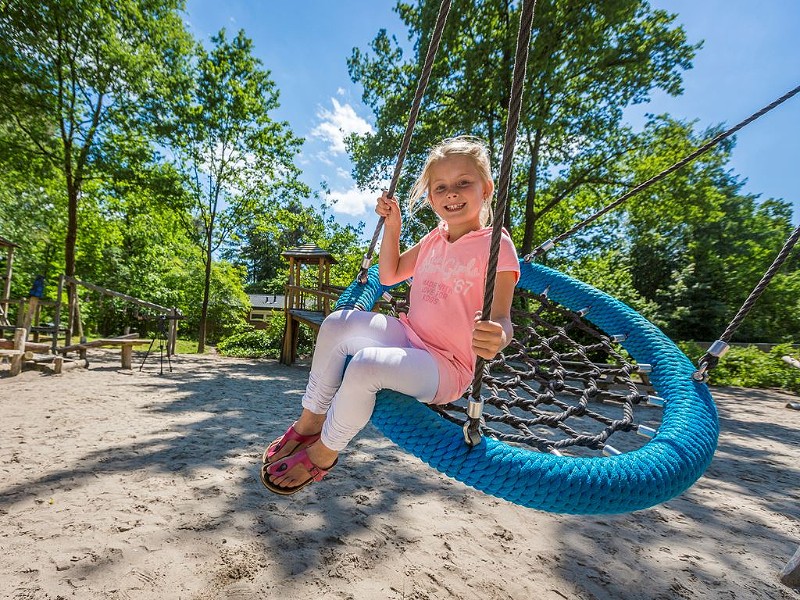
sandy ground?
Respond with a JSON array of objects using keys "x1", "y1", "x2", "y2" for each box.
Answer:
[{"x1": 1, "y1": 350, "x2": 799, "y2": 600}]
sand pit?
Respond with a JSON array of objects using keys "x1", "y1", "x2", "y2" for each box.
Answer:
[{"x1": 1, "y1": 351, "x2": 799, "y2": 599}]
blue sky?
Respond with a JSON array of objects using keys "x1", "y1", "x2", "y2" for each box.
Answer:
[{"x1": 184, "y1": 1, "x2": 800, "y2": 238}]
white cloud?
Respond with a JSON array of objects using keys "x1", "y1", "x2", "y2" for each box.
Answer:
[
  {"x1": 313, "y1": 151, "x2": 335, "y2": 167},
  {"x1": 328, "y1": 185, "x2": 375, "y2": 216},
  {"x1": 311, "y1": 98, "x2": 373, "y2": 154}
]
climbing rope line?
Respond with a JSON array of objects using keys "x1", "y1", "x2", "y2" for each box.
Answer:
[
  {"x1": 357, "y1": 0, "x2": 452, "y2": 284},
  {"x1": 526, "y1": 83, "x2": 800, "y2": 261},
  {"x1": 429, "y1": 287, "x2": 658, "y2": 455}
]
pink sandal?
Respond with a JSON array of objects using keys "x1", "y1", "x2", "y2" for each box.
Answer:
[
  {"x1": 260, "y1": 448, "x2": 337, "y2": 496},
  {"x1": 262, "y1": 422, "x2": 321, "y2": 465}
]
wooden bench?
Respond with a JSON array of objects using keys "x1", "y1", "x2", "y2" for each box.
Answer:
[
  {"x1": 0, "y1": 348, "x2": 26, "y2": 377},
  {"x1": 61, "y1": 337, "x2": 151, "y2": 369}
]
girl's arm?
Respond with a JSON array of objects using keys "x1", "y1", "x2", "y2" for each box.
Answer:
[
  {"x1": 472, "y1": 270, "x2": 517, "y2": 360},
  {"x1": 376, "y1": 192, "x2": 421, "y2": 285}
]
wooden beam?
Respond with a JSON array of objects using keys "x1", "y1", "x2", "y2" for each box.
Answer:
[
  {"x1": 64, "y1": 276, "x2": 176, "y2": 314},
  {"x1": 59, "y1": 333, "x2": 141, "y2": 353},
  {"x1": 0, "y1": 339, "x2": 51, "y2": 352}
]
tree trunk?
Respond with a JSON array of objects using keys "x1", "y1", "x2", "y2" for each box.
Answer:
[
  {"x1": 64, "y1": 179, "x2": 79, "y2": 346},
  {"x1": 521, "y1": 128, "x2": 543, "y2": 256},
  {"x1": 197, "y1": 233, "x2": 213, "y2": 354}
]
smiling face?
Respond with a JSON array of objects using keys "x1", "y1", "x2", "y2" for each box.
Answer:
[{"x1": 427, "y1": 154, "x2": 494, "y2": 240}]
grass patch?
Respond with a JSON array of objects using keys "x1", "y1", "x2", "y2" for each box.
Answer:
[{"x1": 678, "y1": 341, "x2": 800, "y2": 394}]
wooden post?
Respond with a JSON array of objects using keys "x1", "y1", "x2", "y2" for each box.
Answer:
[
  {"x1": 781, "y1": 544, "x2": 800, "y2": 588},
  {"x1": 32, "y1": 301, "x2": 41, "y2": 342},
  {"x1": 120, "y1": 343, "x2": 133, "y2": 369},
  {"x1": 168, "y1": 308, "x2": 178, "y2": 356},
  {"x1": 280, "y1": 314, "x2": 294, "y2": 365},
  {"x1": 10, "y1": 327, "x2": 26, "y2": 376},
  {"x1": 65, "y1": 281, "x2": 75, "y2": 348},
  {"x1": 317, "y1": 257, "x2": 324, "y2": 311},
  {"x1": 52, "y1": 275, "x2": 64, "y2": 354},
  {"x1": 21, "y1": 296, "x2": 38, "y2": 334},
  {"x1": 2, "y1": 245, "x2": 13, "y2": 325},
  {"x1": 73, "y1": 290, "x2": 85, "y2": 343}
]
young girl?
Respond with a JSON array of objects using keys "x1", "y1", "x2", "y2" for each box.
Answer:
[{"x1": 261, "y1": 136, "x2": 520, "y2": 495}]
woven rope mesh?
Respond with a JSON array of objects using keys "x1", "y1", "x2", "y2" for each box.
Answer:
[{"x1": 428, "y1": 288, "x2": 662, "y2": 457}]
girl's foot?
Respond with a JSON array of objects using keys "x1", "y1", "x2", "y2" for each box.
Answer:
[
  {"x1": 263, "y1": 410, "x2": 326, "y2": 464},
  {"x1": 265, "y1": 441, "x2": 339, "y2": 493}
]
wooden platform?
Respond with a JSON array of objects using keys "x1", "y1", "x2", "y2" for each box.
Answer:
[{"x1": 280, "y1": 309, "x2": 326, "y2": 365}]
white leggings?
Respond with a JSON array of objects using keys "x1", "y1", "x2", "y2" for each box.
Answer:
[{"x1": 301, "y1": 310, "x2": 440, "y2": 452}]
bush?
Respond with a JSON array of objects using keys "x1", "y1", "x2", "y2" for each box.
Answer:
[
  {"x1": 216, "y1": 328, "x2": 279, "y2": 358},
  {"x1": 677, "y1": 341, "x2": 800, "y2": 394},
  {"x1": 217, "y1": 315, "x2": 286, "y2": 359}
]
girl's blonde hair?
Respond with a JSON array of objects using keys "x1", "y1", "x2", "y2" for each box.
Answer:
[{"x1": 408, "y1": 136, "x2": 494, "y2": 227}]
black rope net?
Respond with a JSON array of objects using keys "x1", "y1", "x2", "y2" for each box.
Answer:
[{"x1": 427, "y1": 288, "x2": 662, "y2": 457}]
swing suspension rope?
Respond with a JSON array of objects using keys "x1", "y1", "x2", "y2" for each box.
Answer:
[
  {"x1": 526, "y1": 83, "x2": 800, "y2": 261},
  {"x1": 356, "y1": 0, "x2": 452, "y2": 285},
  {"x1": 463, "y1": 0, "x2": 538, "y2": 446}
]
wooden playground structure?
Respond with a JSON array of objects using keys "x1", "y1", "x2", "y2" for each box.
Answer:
[
  {"x1": 279, "y1": 244, "x2": 339, "y2": 365},
  {"x1": 278, "y1": 243, "x2": 403, "y2": 365},
  {"x1": 1, "y1": 237, "x2": 181, "y2": 376}
]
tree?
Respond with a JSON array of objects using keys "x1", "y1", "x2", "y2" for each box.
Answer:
[
  {"x1": 164, "y1": 29, "x2": 309, "y2": 352},
  {"x1": 0, "y1": 0, "x2": 192, "y2": 291},
  {"x1": 347, "y1": 0, "x2": 698, "y2": 255},
  {"x1": 615, "y1": 116, "x2": 799, "y2": 342},
  {"x1": 228, "y1": 197, "x2": 365, "y2": 294}
]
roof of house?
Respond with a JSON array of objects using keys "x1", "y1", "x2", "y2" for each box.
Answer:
[
  {"x1": 0, "y1": 235, "x2": 19, "y2": 249},
  {"x1": 247, "y1": 293, "x2": 285, "y2": 310},
  {"x1": 281, "y1": 244, "x2": 337, "y2": 264}
]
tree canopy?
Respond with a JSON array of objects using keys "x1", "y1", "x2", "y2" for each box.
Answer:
[
  {"x1": 0, "y1": 0, "x2": 796, "y2": 351},
  {"x1": 348, "y1": 0, "x2": 797, "y2": 344}
]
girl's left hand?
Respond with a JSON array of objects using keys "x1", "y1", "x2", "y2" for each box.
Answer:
[{"x1": 472, "y1": 311, "x2": 507, "y2": 359}]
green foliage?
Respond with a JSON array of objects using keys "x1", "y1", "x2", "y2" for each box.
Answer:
[
  {"x1": 677, "y1": 341, "x2": 800, "y2": 394},
  {"x1": 178, "y1": 261, "x2": 250, "y2": 345},
  {"x1": 227, "y1": 197, "x2": 365, "y2": 294},
  {"x1": 560, "y1": 248, "x2": 664, "y2": 326},
  {"x1": 216, "y1": 313, "x2": 319, "y2": 360},
  {"x1": 217, "y1": 327, "x2": 280, "y2": 359},
  {"x1": 619, "y1": 116, "x2": 799, "y2": 342},
  {"x1": 161, "y1": 28, "x2": 309, "y2": 351},
  {"x1": 0, "y1": 0, "x2": 192, "y2": 278},
  {"x1": 348, "y1": 0, "x2": 698, "y2": 253}
]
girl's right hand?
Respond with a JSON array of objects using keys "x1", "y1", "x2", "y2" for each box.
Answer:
[{"x1": 376, "y1": 191, "x2": 401, "y2": 232}]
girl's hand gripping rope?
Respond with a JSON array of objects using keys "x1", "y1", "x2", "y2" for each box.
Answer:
[
  {"x1": 375, "y1": 191, "x2": 401, "y2": 234},
  {"x1": 472, "y1": 310, "x2": 508, "y2": 360}
]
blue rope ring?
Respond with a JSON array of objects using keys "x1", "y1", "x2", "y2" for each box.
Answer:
[{"x1": 335, "y1": 262, "x2": 718, "y2": 514}]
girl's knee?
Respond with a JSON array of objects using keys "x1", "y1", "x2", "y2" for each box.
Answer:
[
  {"x1": 344, "y1": 349, "x2": 385, "y2": 388},
  {"x1": 318, "y1": 310, "x2": 350, "y2": 339}
]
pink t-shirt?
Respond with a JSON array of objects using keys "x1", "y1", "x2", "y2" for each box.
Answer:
[{"x1": 399, "y1": 223, "x2": 520, "y2": 404}]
